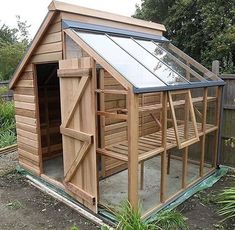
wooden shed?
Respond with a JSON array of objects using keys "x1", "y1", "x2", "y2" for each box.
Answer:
[{"x1": 9, "y1": 1, "x2": 225, "y2": 218}]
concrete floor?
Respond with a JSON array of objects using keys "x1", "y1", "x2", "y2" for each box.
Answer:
[
  {"x1": 43, "y1": 156, "x2": 64, "y2": 182},
  {"x1": 99, "y1": 156, "x2": 212, "y2": 214}
]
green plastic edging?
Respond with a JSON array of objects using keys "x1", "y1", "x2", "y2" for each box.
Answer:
[
  {"x1": 145, "y1": 166, "x2": 228, "y2": 223},
  {"x1": 15, "y1": 165, "x2": 229, "y2": 225}
]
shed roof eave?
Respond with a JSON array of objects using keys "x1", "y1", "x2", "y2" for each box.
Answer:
[
  {"x1": 9, "y1": 10, "x2": 57, "y2": 89},
  {"x1": 48, "y1": 0, "x2": 166, "y2": 32}
]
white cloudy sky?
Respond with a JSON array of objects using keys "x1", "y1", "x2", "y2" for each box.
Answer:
[{"x1": 0, "y1": 0, "x2": 142, "y2": 38}]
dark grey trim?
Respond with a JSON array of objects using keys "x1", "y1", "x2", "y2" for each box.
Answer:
[
  {"x1": 62, "y1": 20, "x2": 169, "y2": 42},
  {"x1": 133, "y1": 81, "x2": 226, "y2": 93}
]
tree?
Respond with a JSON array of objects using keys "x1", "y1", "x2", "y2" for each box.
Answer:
[
  {"x1": 134, "y1": 0, "x2": 235, "y2": 73},
  {"x1": 134, "y1": 0, "x2": 175, "y2": 23},
  {"x1": 0, "y1": 16, "x2": 31, "y2": 81}
]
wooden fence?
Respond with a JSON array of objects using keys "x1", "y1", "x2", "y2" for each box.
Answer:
[
  {"x1": 0, "y1": 80, "x2": 13, "y2": 101},
  {"x1": 220, "y1": 74, "x2": 235, "y2": 166}
]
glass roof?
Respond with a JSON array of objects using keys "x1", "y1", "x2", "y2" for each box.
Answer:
[{"x1": 73, "y1": 30, "x2": 224, "y2": 93}]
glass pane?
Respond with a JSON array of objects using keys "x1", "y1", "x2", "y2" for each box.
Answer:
[
  {"x1": 99, "y1": 157, "x2": 128, "y2": 209},
  {"x1": 139, "y1": 156, "x2": 161, "y2": 214},
  {"x1": 169, "y1": 91, "x2": 199, "y2": 148},
  {"x1": 75, "y1": 31, "x2": 166, "y2": 89},
  {"x1": 65, "y1": 34, "x2": 89, "y2": 59},
  {"x1": 157, "y1": 42, "x2": 221, "y2": 82},
  {"x1": 138, "y1": 40, "x2": 207, "y2": 83},
  {"x1": 187, "y1": 141, "x2": 201, "y2": 184},
  {"x1": 166, "y1": 148, "x2": 183, "y2": 199},
  {"x1": 112, "y1": 36, "x2": 187, "y2": 85}
]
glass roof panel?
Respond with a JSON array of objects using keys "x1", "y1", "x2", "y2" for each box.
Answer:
[
  {"x1": 111, "y1": 36, "x2": 187, "y2": 85},
  {"x1": 75, "y1": 31, "x2": 166, "y2": 89},
  {"x1": 156, "y1": 42, "x2": 221, "y2": 82},
  {"x1": 137, "y1": 40, "x2": 206, "y2": 83}
]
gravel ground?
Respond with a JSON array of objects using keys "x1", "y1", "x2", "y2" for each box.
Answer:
[{"x1": 0, "y1": 151, "x2": 18, "y2": 176}]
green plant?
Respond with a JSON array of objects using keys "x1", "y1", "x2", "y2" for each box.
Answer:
[
  {"x1": 194, "y1": 190, "x2": 217, "y2": 205},
  {"x1": 0, "y1": 86, "x2": 8, "y2": 97},
  {"x1": 0, "y1": 99, "x2": 16, "y2": 148},
  {"x1": 217, "y1": 186, "x2": 235, "y2": 222},
  {"x1": 0, "y1": 100, "x2": 15, "y2": 126},
  {"x1": 69, "y1": 225, "x2": 80, "y2": 230},
  {"x1": 0, "y1": 130, "x2": 16, "y2": 148},
  {"x1": 153, "y1": 210, "x2": 188, "y2": 230},
  {"x1": 225, "y1": 137, "x2": 235, "y2": 148},
  {"x1": 115, "y1": 201, "x2": 156, "y2": 230},
  {"x1": 6, "y1": 200, "x2": 23, "y2": 210}
]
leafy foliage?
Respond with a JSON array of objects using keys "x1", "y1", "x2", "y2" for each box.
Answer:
[
  {"x1": 112, "y1": 200, "x2": 188, "y2": 230},
  {"x1": 225, "y1": 137, "x2": 235, "y2": 148},
  {"x1": 69, "y1": 226, "x2": 80, "y2": 230},
  {"x1": 0, "y1": 88, "x2": 16, "y2": 148},
  {"x1": 0, "y1": 16, "x2": 31, "y2": 81},
  {"x1": 115, "y1": 201, "x2": 156, "y2": 230},
  {"x1": 217, "y1": 186, "x2": 235, "y2": 221},
  {"x1": 134, "y1": 0, "x2": 235, "y2": 73},
  {"x1": 152, "y1": 210, "x2": 188, "y2": 230}
]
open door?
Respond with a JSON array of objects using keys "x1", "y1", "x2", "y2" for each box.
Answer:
[{"x1": 57, "y1": 57, "x2": 98, "y2": 212}]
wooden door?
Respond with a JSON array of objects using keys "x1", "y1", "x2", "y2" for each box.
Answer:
[{"x1": 58, "y1": 58, "x2": 97, "y2": 212}]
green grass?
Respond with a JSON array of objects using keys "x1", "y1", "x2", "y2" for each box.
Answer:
[
  {"x1": 0, "y1": 130, "x2": 16, "y2": 148},
  {"x1": 69, "y1": 226, "x2": 80, "y2": 230},
  {"x1": 112, "y1": 200, "x2": 188, "y2": 230},
  {"x1": 0, "y1": 95, "x2": 16, "y2": 148},
  {"x1": 153, "y1": 210, "x2": 188, "y2": 230},
  {"x1": 194, "y1": 190, "x2": 217, "y2": 205},
  {"x1": 217, "y1": 186, "x2": 235, "y2": 222},
  {"x1": 0, "y1": 100, "x2": 15, "y2": 126},
  {"x1": 6, "y1": 200, "x2": 23, "y2": 210},
  {"x1": 115, "y1": 201, "x2": 156, "y2": 230}
]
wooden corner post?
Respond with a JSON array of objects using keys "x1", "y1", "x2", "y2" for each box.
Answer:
[{"x1": 127, "y1": 89, "x2": 139, "y2": 210}]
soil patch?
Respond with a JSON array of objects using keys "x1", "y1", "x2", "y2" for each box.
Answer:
[
  {"x1": 0, "y1": 151, "x2": 18, "y2": 176},
  {"x1": 179, "y1": 168, "x2": 235, "y2": 230},
  {"x1": 0, "y1": 171, "x2": 99, "y2": 230}
]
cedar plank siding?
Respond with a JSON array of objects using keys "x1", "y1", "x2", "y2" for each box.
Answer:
[
  {"x1": 13, "y1": 14, "x2": 63, "y2": 175},
  {"x1": 103, "y1": 71, "x2": 161, "y2": 176}
]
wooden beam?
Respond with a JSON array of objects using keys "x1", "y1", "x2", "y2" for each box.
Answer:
[
  {"x1": 63, "y1": 76, "x2": 89, "y2": 127},
  {"x1": 200, "y1": 88, "x2": 208, "y2": 176},
  {"x1": 160, "y1": 92, "x2": 167, "y2": 203},
  {"x1": 95, "y1": 89, "x2": 128, "y2": 95},
  {"x1": 64, "y1": 182, "x2": 96, "y2": 205},
  {"x1": 64, "y1": 142, "x2": 90, "y2": 182},
  {"x1": 60, "y1": 126, "x2": 93, "y2": 143},
  {"x1": 97, "y1": 111, "x2": 128, "y2": 120},
  {"x1": 127, "y1": 90, "x2": 139, "y2": 210},
  {"x1": 97, "y1": 148, "x2": 128, "y2": 162},
  {"x1": 57, "y1": 68, "x2": 91, "y2": 78}
]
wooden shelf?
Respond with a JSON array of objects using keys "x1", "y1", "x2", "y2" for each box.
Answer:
[
  {"x1": 97, "y1": 122, "x2": 217, "y2": 163},
  {"x1": 139, "y1": 96, "x2": 216, "y2": 112}
]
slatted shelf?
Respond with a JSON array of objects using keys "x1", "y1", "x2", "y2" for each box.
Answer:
[{"x1": 97, "y1": 123, "x2": 217, "y2": 163}]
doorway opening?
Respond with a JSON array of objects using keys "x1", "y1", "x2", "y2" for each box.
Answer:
[{"x1": 36, "y1": 63, "x2": 64, "y2": 182}]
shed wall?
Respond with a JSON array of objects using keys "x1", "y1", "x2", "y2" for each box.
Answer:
[
  {"x1": 14, "y1": 64, "x2": 41, "y2": 175},
  {"x1": 31, "y1": 14, "x2": 63, "y2": 63},
  {"x1": 14, "y1": 14, "x2": 63, "y2": 175}
]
